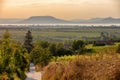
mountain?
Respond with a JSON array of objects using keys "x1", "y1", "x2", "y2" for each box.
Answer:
[
  {"x1": 18, "y1": 16, "x2": 70, "y2": 24},
  {"x1": 0, "y1": 16, "x2": 120, "y2": 24},
  {"x1": 71, "y1": 17, "x2": 120, "y2": 23},
  {"x1": 101, "y1": 17, "x2": 120, "y2": 23}
]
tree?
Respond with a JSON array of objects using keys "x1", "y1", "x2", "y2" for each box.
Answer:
[
  {"x1": 31, "y1": 46, "x2": 52, "y2": 71},
  {"x1": 0, "y1": 30, "x2": 30, "y2": 80},
  {"x1": 72, "y1": 40, "x2": 86, "y2": 54},
  {"x1": 55, "y1": 43, "x2": 67, "y2": 56},
  {"x1": 35, "y1": 41, "x2": 49, "y2": 49},
  {"x1": 49, "y1": 43, "x2": 73, "y2": 56},
  {"x1": 23, "y1": 30, "x2": 33, "y2": 53},
  {"x1": 49, "y1": 43, "x2": 57, "y2": 56}
]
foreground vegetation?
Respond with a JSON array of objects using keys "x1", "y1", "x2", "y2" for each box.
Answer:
[
  {"x1": 0, "y1": 30, "x2": 30, "y2": 80},
  {"x1": 0, "y1": 29, "x2": 120, "y2": 80},
  {"x1": 42, "y1": 54, "x2": 120, "y2": 80}
]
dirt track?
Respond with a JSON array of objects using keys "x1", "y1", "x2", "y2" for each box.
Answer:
[{"x1": 26, "y1": 63, "x2": 42, "y2": 80}]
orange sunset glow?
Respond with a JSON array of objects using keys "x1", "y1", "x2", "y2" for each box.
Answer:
[{"x1": 0, "y1": 0, "x2": 120, "y2": 19}]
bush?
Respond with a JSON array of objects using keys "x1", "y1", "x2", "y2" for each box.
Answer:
[
  {"x1": 42, "y1": 62, "x2": 66, "y2": 80},
  {"x1": 31, "y1": 46, "x2": 52, "y2": 70},
  {"x1": 42, "y1": 54, "x2": 120, "y2": 80},
  {"x1": 49, "y1": 43, "x2": 73, "y2": 56},
  {"x1": 72, "y1": 40, "x2": 86, "y2": 54},
  {"x1": 35, "y1": 41, "x2": 50, "y2": 49},
  {"x1": 0, "y1": 30, "x2": 30, "y2": 80},
  {"x1": 116, "y1": 44, "x2": 120, "y2": 53}
]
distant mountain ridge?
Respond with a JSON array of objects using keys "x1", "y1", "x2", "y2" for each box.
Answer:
[
  {"x1": 18, "y1": 16, "x2": 70, "y2": 24},
  {"x1": 0, "y1": 16, "x2": 120, "y2": 24},
  {"x1": 71, "y1": 17, "x2": 120, "y2": 23}
]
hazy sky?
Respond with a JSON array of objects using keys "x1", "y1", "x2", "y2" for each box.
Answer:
[{"x1": 0, "y1": 0, "x2": 120, "y2": 19}]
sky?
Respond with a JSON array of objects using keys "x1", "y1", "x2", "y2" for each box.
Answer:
[{"x1": 0, "y1": 0, "x2": 120, "y2": 19}]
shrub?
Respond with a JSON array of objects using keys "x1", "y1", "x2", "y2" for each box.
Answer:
[
  {"x1": 72, "y1": 40, "x2": 86, "y2": 54},
  {"x1": 49, "y1": 43, "x2": 73, "y2": 56},
  {"x1": 35, "y1": 41, "x2": 50, "y2": 49},
  {"x1": 42, "y1": 62, "x2": 66, "y2": 80},
  {"x1": 0, "y1": 30, "x2": 30, "y2": 80},
  {"x1": 42, "y1": 54, "x2": 120, "y2": 80},
  {"x1": 116, "y1": 44, "x2": 120, "y2": 53},
  {"x1": 31, "y1": 46, "x2": 52, "y2": 71}
]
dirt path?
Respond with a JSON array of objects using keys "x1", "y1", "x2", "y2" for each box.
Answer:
[{"x1": 26, "y1": 63, "x2": 42, "y2": 80}]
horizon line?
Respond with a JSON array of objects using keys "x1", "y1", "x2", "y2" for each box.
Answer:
[{"x1": 0, "y1": 16, "x2": 120, "y2": 20}]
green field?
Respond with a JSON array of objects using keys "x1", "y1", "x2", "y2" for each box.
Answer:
[{"x1": 0, "y1": 27, "x2": 120, "y2": 42}]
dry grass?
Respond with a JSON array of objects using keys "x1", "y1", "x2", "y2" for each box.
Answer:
[{"x1": 42, "y1": 54, "x2": 120, "y2": 80}]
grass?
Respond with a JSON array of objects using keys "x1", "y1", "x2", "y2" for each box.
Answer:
[
  {"x1": 42, "y1": 43, "x2": 120, "y2": 80},
  {"x1": 51, "y1": 55, "x2": 77, "y2": 62},
  {"x1": 42, "y1": 53, "x2": 120, "y2": 80},
  {"x1": 47, "y1": 42, "x2": 119, "y2": 63},
  {"x1": 86, "y1": 43, "x2": 119, "y2": 54}
]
